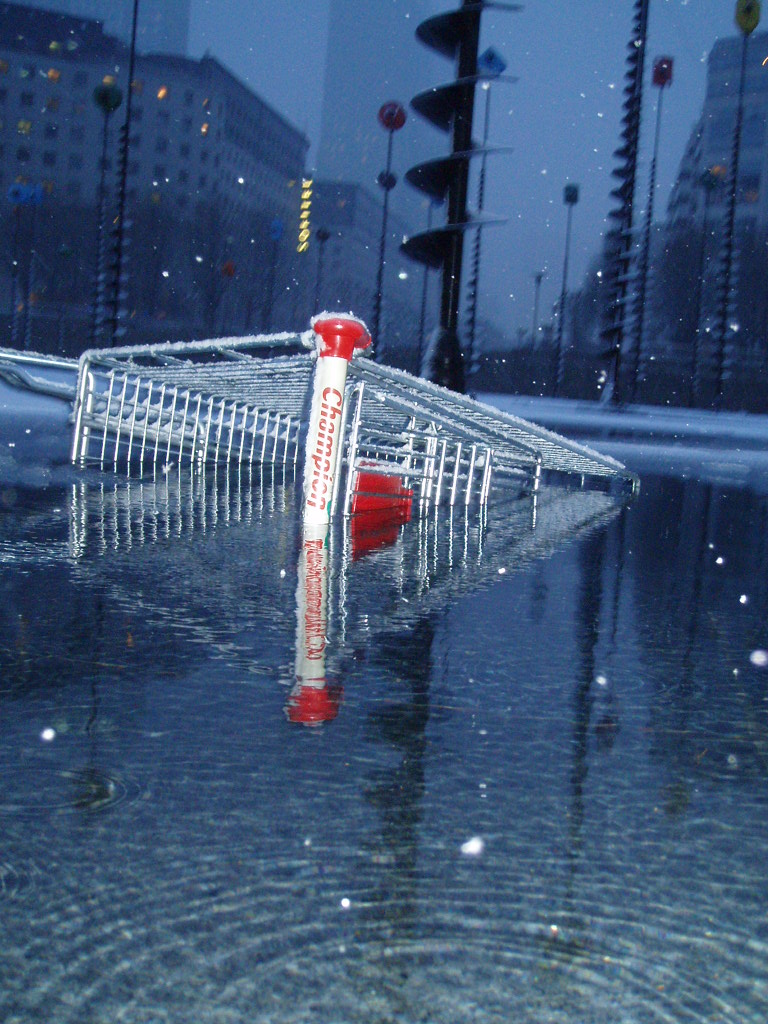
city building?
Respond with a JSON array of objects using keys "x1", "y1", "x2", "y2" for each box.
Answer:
[
  {"x1": 317, "y1": 0, "x2": 446, "y2": 232},
  {"x1": 11, "y1": 0, "x2": 191, "y2": 56},
  {"x1": 312, "y1": 179, "x2": 426, "y2": 366},
  {"x1": 667, "y1": 30, "x2": 768, "y2": 226},
  {"x1": 0, "y1": 1, "x2": 311, "y2": 347}
]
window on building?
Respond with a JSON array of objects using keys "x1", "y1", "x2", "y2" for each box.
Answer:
[
  {"x1": 20, "y1": 65, "x2": 35, "y2": 79},
  {"x1": 70, "y1": 125, "x2": 85, "y2": 143},
  {"x1": 154, "y1": 165, "x2": 167, "y2": 180},
  {"x1": 132, "y1": 106, "x2": 143, "y2": 122},
  {"x1": 73, "y1": 70, "x2": 87, "y2": 88},
  {"x1": 179, "y1": 143, "x2": 190, "y2": 159},
  {"x1": 46, "y1": 68, "x2": 61, "y2": 83},
  {"x1": 157, "y1": 85, "x2": 169, "y2": 100},
  {"x1": 42, "y1": 151, "x2": 56, "y2": 167},
  {"x1": 45, "y1": 96, "x2": 59, "y2": 111},
  {"x1": 16, "y1": 146, "x2": 31, "y2": 162},
  {"x1": 66, "y1": 182, "x2": 81, "y2": 198},
  {"x1": 68, "y1": 153, "x2": 82, "y2": 170},
  {"x1": 0, "y1": 59, "x2": 8, "y2": 74},
  {"x1": 178, "y1": 169, "x2": 188, "y2": 183},
  {"x1": 20, "y1": 92, "x2": 34, "y2": 107},
  {"x1": 184, "y1": 89, "x2": 194, "y2": 106},
  {"x1": 17, "y1": 119, "x2": 32, "y2": 135},
  {"x1": 156, "y1": 137, "x2": 168, "y2": 154},
  {"x1": 44, "y1": 123, "x2": 58, "y2": 139}
]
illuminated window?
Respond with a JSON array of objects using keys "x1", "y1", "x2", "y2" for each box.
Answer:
[
  {"x1": 157, "y1": 85, "x2": 168, "y2": 100},
  {"x1": 49, "y1": 40, "x2": 62, "y2": 52},
  {"x1": 19, "y1": 65, "x2": 34, "y2": 79},
  {"x1": 200, "y1": 122, "x2": 209, "y2": 136},
  {"x1": 45, "y1": 96, "x2": 60, "y2": 112},
  {"x1": 46, "y1": 68, "x2": 61, "y2": 83},
  {"x1": 17, "y1": 119, "x2": 32, "y2": 135},
  {"x1": 131, "y1": 79, "x2": 144, "y2": 94},
  {"x1": 102, "y1": 74, "x2": 117, "y2": 86},
  {"x1": 0, "y1": 59, "x2": 8, "y2": 74}
]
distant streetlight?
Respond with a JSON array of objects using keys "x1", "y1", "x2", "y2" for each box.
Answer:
[
  {"x1": 531, "y1": 270, "x2": 546, "y2": 341},
  {"x1": 91, "y1": 79, "x2": 123, "y2": 346},
  {"x1": 632, "y1": 55, "x2": 673, "y2": 402},
  {"x1": 555, "y1": 183, "x2": 579, "y2": 396},
  {"x1": 714, "y1": 0, "x2": 761, "y2": 405},
  {"x1": 314, "y1": 226, "x2": 331, "y2": 312},
  {"x1": 372, "y1": 101, "x2": 406, "y2": 361}
]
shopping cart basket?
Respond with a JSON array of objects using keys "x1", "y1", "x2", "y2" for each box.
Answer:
[{"x1": 70, "y1": 314, "x2": 638, "y2": 520}]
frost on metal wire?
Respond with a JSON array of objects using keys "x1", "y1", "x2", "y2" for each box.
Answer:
[{"x1": 70, "y1": 317, "x2": 638, "y2": 514}]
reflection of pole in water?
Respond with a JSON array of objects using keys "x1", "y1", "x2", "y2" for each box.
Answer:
[
  {"x1": 286, "y1": 521, "x2": 342, "y2": 725},
  {"x1": 349, "y1": 616, "x2": 433, "y2": 1011}
]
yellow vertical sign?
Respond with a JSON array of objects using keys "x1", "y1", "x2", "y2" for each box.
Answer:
[{"x1": 297, "y1": 178, "x2": 313, "y2": 253}]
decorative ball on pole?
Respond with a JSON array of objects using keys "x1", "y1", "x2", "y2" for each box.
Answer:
[{"x1": 372, "y1": 100, "x2": 406, "y2": 362}]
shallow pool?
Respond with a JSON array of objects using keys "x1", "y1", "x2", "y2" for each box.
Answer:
[{"x1": 1, "y1": 464, "x2": 767, "y2": 1023}]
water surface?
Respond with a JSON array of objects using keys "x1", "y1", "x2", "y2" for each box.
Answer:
[{"x1": 1, "y1": 465, "x2": 767, "y2": 1023}]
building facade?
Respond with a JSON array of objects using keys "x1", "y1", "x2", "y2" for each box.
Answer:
[
  {"x1": 0, "y1": 1, "x2": 312, "y2": 348},
  {"x1": 10, "y1": 0, "x2": 191, "y2": 56}
]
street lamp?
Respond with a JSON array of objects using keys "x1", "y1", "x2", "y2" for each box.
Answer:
[
  {"x1": 91, "y1": 78, "x2": 123, "y2": 346},
  {"x1": 372, "y1": 100, "x2": 406, "y2": 361},
  {"x1": 314, "y1": 226, "x2": 331, "y2": 312},
  {"x1": 532, "y1": 269, "x2": 546, "y2": 341},
  {"x1": 632, "y1": 55, "x2": 673, "y2": 402},
  {"x1": 555, "y1": 183, "x2": 579, "y2": 396},
  {"x1": 714, "y1": 0, "x2": 761, "y2": 405}
]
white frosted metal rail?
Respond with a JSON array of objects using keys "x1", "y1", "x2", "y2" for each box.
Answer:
[{"x1": 70, "y1": 314, "x2": 638, "y2": 513}]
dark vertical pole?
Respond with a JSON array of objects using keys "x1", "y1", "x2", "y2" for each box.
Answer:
[
  {"x1": 441, "y1": 0, "x2": 480, "y2": 336},
  {"x1": 372, "y1": 128, "x2": 394, "y2": 355},
  {"x1": 632, "y1": 83, "x2": 666, "y2": 401},
  {"x1": 109, "y1": 0, "x2": 140, "y2": 345},
  {"x1": 532, "y1": 270, "x2": 544, "y2": 342},
  {"x1": 417, "y1": 202, "x2": 435, "y2": 372},
  {"x1": 10, "y1": 205, "x2": 20, "y2": 348},
  {"x1": 714, "y1": 31, "x2": 748, "y2": 406},
  {"x1": 465, "y1": 84, "x2": 491, "y2": 377},
  {"x1": 91, "y1": 110, "x2": 111, "y2": 346}
]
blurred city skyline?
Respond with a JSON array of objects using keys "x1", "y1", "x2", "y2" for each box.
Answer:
[{"x1": 188, "y1": 0, "x2": 746, "y2": 335}]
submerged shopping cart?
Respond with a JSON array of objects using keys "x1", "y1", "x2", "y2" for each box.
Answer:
[{"x1": 70, "y1": 314, "x2": 638, "y2": 520}]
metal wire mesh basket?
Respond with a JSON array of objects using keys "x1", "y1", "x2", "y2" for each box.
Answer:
[{"x1": 70, "y1": 315, "x2": 638, "y2": 518}]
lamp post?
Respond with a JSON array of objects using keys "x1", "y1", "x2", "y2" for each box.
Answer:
[
  {"x1": 91, "y1": 79, "x2": 123, "y2": 347},
  {"x1": 632, "y1": 55, "x2": 673, "y2": 402},
  {"x1": 714, "y1": 0, "x2": 760, "y2": 405},
  {"x1": 314, "y1": 226, "x2": 331, "y2": 312},
  {"x1": 555, "y1": 183, "x2": 579, "y2": 396},
  {"x1": 532, "y1": 270, "x2": 545, "y2": 342},
  {"x1": 372, "y1": 101, "x2": 406, "y2": 361}
]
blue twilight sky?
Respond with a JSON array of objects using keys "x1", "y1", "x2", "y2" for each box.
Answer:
[{"x1": 189, "y1": 1, "x2": 751, "y2": 337}]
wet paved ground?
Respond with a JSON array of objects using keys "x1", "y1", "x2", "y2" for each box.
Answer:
[{"x1": 1, "y1": 460, "x2": 767, "y2": 1023}]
